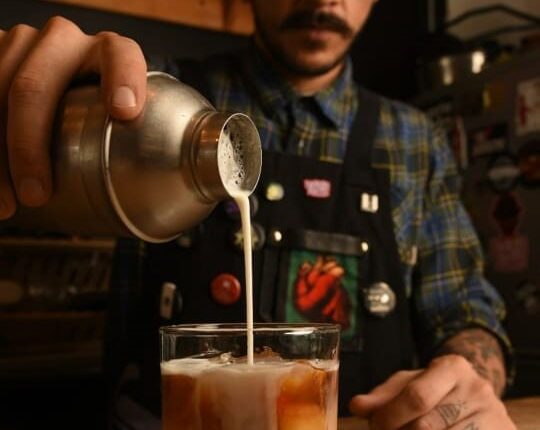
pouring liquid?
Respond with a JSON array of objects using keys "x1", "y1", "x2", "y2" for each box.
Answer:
[{"x1": 231, "y1": 191, "x2": 254, "y2": 365}]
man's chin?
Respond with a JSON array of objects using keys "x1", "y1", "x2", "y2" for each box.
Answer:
[
  {"x1": 256, "y1": 29, "x2": 348, "y2": 77},
  {"x1": 278, "y1": 36, "x2": 350, "y2": 76},
  {"x1": 281, "y1": 53, "x2": 345, "y2": 77}
]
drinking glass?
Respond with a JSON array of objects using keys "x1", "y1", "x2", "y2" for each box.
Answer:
[{"x1": 160, "y1": 323, "x2": 340, "y2": 430}]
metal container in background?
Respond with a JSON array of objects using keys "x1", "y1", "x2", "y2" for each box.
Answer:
[
  {"x1": 417, "y1": 49, "x2": 487, "y2": 91},
  {"x1": 3, "y1": 72, "x2": 262, "y2": 243}
]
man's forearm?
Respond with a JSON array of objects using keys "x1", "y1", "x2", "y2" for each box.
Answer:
[{"x1": 435, "y1": 328, "x2": 506, "y2": 397}]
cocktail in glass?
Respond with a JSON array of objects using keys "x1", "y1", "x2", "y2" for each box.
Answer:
[{"x1": 160, "y1": 323, "x2": 340, "y2": 430}]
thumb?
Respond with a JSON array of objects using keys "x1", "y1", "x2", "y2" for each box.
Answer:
[
  {"x1": 348, "y1": 370, "x2": 420, "y2": 417},
  {"x1": 84, "y1": 32, "x2": 147, "y2": 121}
]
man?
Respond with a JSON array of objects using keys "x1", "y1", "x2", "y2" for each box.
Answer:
[{"x1": 0, "y1": 0, "x2": 516, "y2": 428}]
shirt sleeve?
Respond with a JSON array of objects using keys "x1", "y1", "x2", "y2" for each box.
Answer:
[{"x1": 412, "y1": 123, "x2": 514, "y2": 379}]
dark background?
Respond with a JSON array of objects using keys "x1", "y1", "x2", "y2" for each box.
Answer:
[{"x1": 0, "y1": 0, "x2": 431, "y2": 101}]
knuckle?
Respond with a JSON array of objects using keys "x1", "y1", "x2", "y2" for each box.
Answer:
[
  {"x1": 412, "y1": 417, "x2": 434, "y2": 430},
  {"x1": 43, "y1": 16, "x2": 85, "y2": 41},
  {"x1": 98, "y1": 32, "x2": 142, "y2": 54},
  {"x1": 7, "y1": 23, "x2": 36, "y2": 41},
  {"x1": 441, "y1": 353, "x2": 472, "y2": 371},
  {"x1": 96, "y1": 34, "x2": 146, "y2": 76},
  {"x1": 117, "y1": 35, "x2": 141, "y2": 50},
  {"x1": 44, "y1": 15, "x2": 79, "y2": 32},
  {"x1": 9, "y1": 73, "x2": 47, "y2": 102},
  {"x1": 402, "y1": 383, "x2": 431, "y2": 413},
  {"x1": 9, "y1": 72, "x2": 45, "y2": 104},
  {"x1": 96, "y1": 30, "x2": 120, "y2": 42},
  {"x1": 473, "y1": 377, "x2": 495, "y2": 398},
  {"x1": 394, "y1": 369, "x2": 416, "y2": 379}
]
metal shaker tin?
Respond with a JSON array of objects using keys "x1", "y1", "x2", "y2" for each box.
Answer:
[{"x1": 4, "y1": 72, "x2": 262, "y2": 242}]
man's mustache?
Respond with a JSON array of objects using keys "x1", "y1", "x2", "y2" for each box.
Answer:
[{"x1": 279, "y1": 10, "x2": 353, "y2": 37}]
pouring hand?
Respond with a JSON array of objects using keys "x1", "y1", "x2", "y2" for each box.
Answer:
[{"x1": 0, "y1": 17, "x2": 147, "y2": 218}]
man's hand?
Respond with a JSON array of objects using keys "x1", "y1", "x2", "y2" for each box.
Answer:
[
  {"x1": 349, "y1": 354, "x2": 516, "y2": 429},
  {"x1": 349, "y1": 327, "x2": 515, "y2": 430},
  {"x1": 0, "y1": 17, "x2": 147, "y2": 218}
]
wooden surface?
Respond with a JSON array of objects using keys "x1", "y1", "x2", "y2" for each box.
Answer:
[
  {"x1": 339, "y1": 417, "x2": 369, "y2": 430},
  {"x1": 44, "y1": 0, "x2": 254, "y2": 34},
  {"x1": 338, "y1": 397, "x2": 540, "y2": 430},
  {"x1": 506, "y1": 397, "x2": 540, "y2": 430}
]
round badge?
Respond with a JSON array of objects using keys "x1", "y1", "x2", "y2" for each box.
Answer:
[
  {"x1": 265, "y1": 182, "x2": 285, "y2": 201},
  {"x1": 230, "y1": 222, "x2": 266, "y2": 251},
  {"x1": 364, "y1": 282, "x2": 396, "y2": 317},
  {"x1": 210, "y1": 273, "x2": 242, "y2": 306},
  {"x1": 486, "y1": 154, "x2": 520, "y2": 193}
]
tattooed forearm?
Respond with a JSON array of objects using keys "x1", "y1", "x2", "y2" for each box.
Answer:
[
  {"x1": 462, "y1": 423, "x2": 480, "y2": 430},
  {"x1": 436, "y1": 402, "x2": 464, "y2": 426},
  {"x1": 435, "y1": 328, "x2": 506, "y2": 396}
]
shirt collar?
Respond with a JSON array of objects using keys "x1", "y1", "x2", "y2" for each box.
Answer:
[
  {"x1": 243, "y1": 43, "x2": 356, "y2": 128},
  {"x1": 312, "y1": 58, "x2": 356, "y2": 128}
]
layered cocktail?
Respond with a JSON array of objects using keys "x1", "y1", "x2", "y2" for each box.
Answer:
[{"x1": 160, "y1": 323, "x2": 339, "y2": 430}]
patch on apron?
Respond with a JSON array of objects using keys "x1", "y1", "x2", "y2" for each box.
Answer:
[{"x1": 285, "y1": 251, "x2": 358, "y2": 341}]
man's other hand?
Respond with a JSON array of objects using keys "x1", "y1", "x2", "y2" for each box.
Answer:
[{"x1": 349, "y1": 355, "x2": 516, "y2": 429}]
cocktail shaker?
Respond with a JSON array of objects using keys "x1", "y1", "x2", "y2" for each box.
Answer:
[{"x1": 4, "y1": 72, "x2": 262, "y2": 242}]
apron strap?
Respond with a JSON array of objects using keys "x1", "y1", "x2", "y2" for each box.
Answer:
[
  {"x1": 338, "y1": 87, "x2": 415, "y2": 413},
  {"x1": 343, "y1": 87, "x2": 381, "y2": 176}
]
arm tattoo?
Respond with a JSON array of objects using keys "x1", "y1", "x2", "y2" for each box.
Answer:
[
  {"x1": 435, "y1": 328, "x2": 506, "y2": 396},
  {"x1": 462, "y1": 423, "x2": 480, "y2": 430},
  {"x1": 436, "y1": 402, "x2": 464, "y2": 426}
]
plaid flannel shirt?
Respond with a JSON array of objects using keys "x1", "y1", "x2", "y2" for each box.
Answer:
[{"x1": 156, "y1": 44, "x2": 511, "y2": 367}]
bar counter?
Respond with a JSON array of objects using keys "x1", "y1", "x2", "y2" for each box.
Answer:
[{"x1": 338, "y1": 397, "x2": 540, "y2": 430}]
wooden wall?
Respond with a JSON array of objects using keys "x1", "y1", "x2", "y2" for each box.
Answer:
[
  {"x1": 1, "y1": 0, "x2": 249, "y2": 60},
  {"x1": 45, "y1": 0, "x2": 254, "y2": 34}
]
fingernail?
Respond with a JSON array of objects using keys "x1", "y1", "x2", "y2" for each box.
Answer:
[
  {"x1": 19, "y1": 177, "x2": 46, "y2": 206},
  {"x1": 112, "y1": 85, "x2": 136, "y2": 108}
]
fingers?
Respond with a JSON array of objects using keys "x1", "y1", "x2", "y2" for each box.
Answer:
[
  {"x1": 0, "y1": 24, "x2": 39, "y2": 217},
  {"x1": 349, "y1": 370, "x2": 419, "y2": 417},
  {"x1": 84, "y1": 31, "x2": 147, "y2": 120},
  {"x1": 402, "y1": 392, "x2": 472, "y2": 430},
  {"x1": 404, "y1": 370, "x2": 505, "y2": 430},
  {"x1": 358, "y1": 355, "x2": 516, "y2": 430},
  {"x1": 7, "y1": 17, "x2": 92, "y2": 206},
  {"x1": 4, "y1": 16, "x2": 147, "y2": 210},
  {"x1": 369, "y1": 355, "x2": 468, "y2": 429},
  {"x1": 444, "y1": 402, "x2": 516, "y2": 430},
  {"x1": 447, "y1": 416, "x2": 516, "y2": 430}
]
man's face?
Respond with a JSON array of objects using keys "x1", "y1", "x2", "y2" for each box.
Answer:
[{"x1": 252, "y1": 0, "x2": 375, "y2": 76}]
